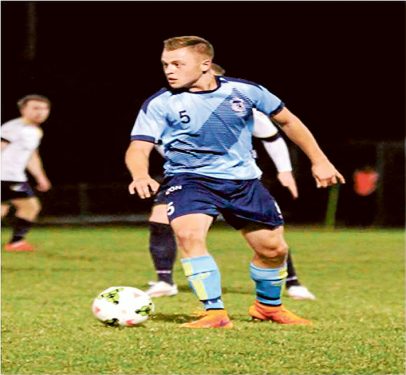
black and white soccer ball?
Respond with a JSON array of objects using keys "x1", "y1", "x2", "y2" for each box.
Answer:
[{"x1": 92, "y1": 286, "x2": 154, "y2": 327}]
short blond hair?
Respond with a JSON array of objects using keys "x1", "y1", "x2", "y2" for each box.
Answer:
[
  {"x1": 163, "y1": 36, "x2": 214, "y2": 59},
  {"x1": 211, "y1": 63, "x2": 226, "y2": 76},
  {"x1": 17, "y1": 94, "x2": 51, "y2": 109}
]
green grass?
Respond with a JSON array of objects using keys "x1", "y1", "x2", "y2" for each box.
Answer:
[{"x1": 1, "y1": 225, "x2": 405, "y2": 374}]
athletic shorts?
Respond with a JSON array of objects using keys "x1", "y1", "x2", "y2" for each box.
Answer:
[
  {"x1": 159, "y1": 173, "x2": 284, "y2": 230},
  {"x1": 153, "y1": 187, "x2": 166, "y2": 206},
  {"x1": 1, "y1": 181, "x2": 35, "y2": 202}
]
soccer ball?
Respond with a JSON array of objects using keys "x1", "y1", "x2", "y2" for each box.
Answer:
[{"x1": 92, "y1": 286, "x2": 154, "y2": 327}]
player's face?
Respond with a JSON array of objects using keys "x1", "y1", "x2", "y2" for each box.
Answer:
[
  {"x1": 20, "y1": 100, "x2": 51, "y2": 125},
  {"x1": 161, "y1": 47, "x2": 210, "y2": 90}
]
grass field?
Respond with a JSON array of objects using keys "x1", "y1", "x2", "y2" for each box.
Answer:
[{"x1": 1, "y1": 224, "x2": 405, "y2": 374}]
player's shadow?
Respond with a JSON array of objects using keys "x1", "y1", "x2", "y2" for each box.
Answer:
[
  {"x1": 151, "y1": 312, "x2": 264, "y2": 324},
  {"x1": 150, "y1": 312, "x2": 195, "y2": 324}
]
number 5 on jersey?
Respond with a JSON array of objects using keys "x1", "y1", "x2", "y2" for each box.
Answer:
[{"x1": 179, "y1": 110, "x2": 190, "y2": 123}]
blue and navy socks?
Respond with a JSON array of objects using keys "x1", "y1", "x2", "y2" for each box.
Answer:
[
  {"x1": 181, "y1": 255, "x2": 224, "y2": 310},
  {"x1": 250, "y1": 262, "x2": 287, "y2": 306}
]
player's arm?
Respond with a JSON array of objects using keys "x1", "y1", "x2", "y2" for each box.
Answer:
[
  {"x1": 125, "y1": 140, "x2": 160, "y2": 199},
  {"x1": 26, "y1": 150, "x2": 52, "y2": 192},
  {"x1": 261, "y1": 137, "x2": 299, "y2": 199},
  {"x1": 1, "y1": 139, "x2": 10, "y2": 151},
  {"x1": 272, "y1": 107, "x2": 345, "y2": 188},
  {"x1": 1, "y1": 123, "x2": 15, "y2": 151},
  {"x1": 253, "y1": 110, "x2": 298, "y2": 198}
]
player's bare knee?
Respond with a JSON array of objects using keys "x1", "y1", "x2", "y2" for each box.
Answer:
[
  {"x1": 31, "y1": 199, "x2": 42, "y2": 216},
  {"x1": 1, "y1": 204, "x2": 10, "y2": 218},
  {"x1": 15, "y1": 199, "x2": 41, "y2": 220},
  {"x1": 258, "y1": 242, "x2": 288, "y2": 264},
  {"x1": 149, "y1": 204, "x2": 169, "y2": 224},
  {"x1": 175, "y1": 228, "x2": 205, "y2": 248}
]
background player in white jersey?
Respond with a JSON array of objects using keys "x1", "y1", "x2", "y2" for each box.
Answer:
[
  {"x1": 145, "y1": 65, "x2": 315, "y2": 301},
  {"x1": 126, "y1": 36, "x2": 344, "y2": 328},
  {"x1": 1, "y1": 94, "x2": 52, "y2": 252}
]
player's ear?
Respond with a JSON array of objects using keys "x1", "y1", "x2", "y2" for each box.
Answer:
[{"x1": 201, "y1": 59, "x2": 211, "y2": 73}]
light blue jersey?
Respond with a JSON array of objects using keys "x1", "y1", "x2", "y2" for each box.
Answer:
[{"x1": 130, "y1": 76, "x2": 284, "y2": 180}]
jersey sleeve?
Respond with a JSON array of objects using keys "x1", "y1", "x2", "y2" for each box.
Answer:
[
  {"x1": 261, "y1": 137, "x2": 293, "y2": 173},
  {"x1": 20, "y1": 126, "x2": 42, "y2": 149},
  {"x1": 1, "y1": 122, "x2": 18, "y2": 143},
  {"x1": 130, "y1": 97, "x2": 167, "y2": 144},
  {"x1": 252, "y1": 109, "x2": 293, "y2": 172},
  {"x1": 252, "y1": 84, "x2": 285, "y2": 117},
  {"x1": 252, "y1": 110, "x2": 279, "y2": 138}
]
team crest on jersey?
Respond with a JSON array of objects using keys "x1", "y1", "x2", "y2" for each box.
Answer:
[{"x1": 230, "y1": 97, "x2": 247, "y2": 115}]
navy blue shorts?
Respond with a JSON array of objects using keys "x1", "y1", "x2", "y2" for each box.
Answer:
[
  {"x1": 159, "y1": 173, "x2": 284, "y2": 230},
  {"x1": 1, "y1": 181, "x2": 36, "y2": 202},
  {"x1": 153, "y1": 187, "x2": 167, "y2": 206}
]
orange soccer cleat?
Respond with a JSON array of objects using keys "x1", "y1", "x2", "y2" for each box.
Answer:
[
  {"x1": 249, "y1": 300, "x2": 311, "y2": 325},
  {"x1": 181, "y1": 309, "x2": 233, "y2": 329},
  {"x1": 4, "y1": 240, "x2": 34, "y2": 252}
]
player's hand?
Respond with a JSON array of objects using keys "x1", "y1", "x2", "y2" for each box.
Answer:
[
  {"x1": 311, "y1": 160, "x2": 346, "y2": 188},
  {"x1": 36, "y1": 175, "x2": 52, "y2": 192},
  {"x1": 277, "y1": 171, "x2": 299, "y2": 199},
  {"x1": 128, "y1": 177, "x2": 160, "y2": 199}
]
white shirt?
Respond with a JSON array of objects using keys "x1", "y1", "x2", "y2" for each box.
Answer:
[
  {"x1": 252, "y1": 109, "x2": 279, "y2": 138},
  {"x1": 1, "y1": 118, "x2": 43, "y2": 181},
  {"x1": 252, "y1": 109, "x2": 292, "y2": 172}
]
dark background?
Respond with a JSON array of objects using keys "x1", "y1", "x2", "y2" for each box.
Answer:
[{"x1": 1, "y1": 1, "x2": 405, "y2": 224}]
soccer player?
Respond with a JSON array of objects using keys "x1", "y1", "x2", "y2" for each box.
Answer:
[
  {"x1": 1, "y1": 94, "x2": 52, "y2": 252},
  {"x1": 126, "y1": 36, "x2": 344, "y2": 328},
  {"x1": 146, "y1": 64, "x2": 315, "y2": 300},
  {"x1": 145, "y1": 107, "x2": 315, "y2": 301}
]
